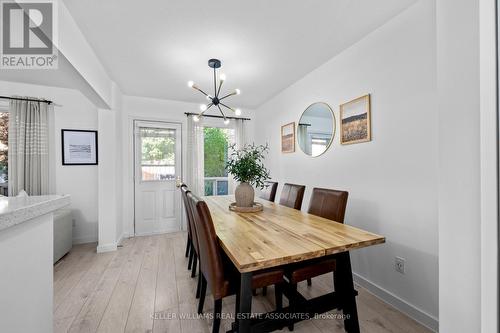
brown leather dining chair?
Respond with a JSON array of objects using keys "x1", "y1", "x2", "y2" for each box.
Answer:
[
  {"x1": 279, "y1": 183, "x2": 306, "y2": 210},
  {"x1": 181, "y1": 185, "x2": 202, "y2": 298},
  {"x1": 180, "y1": 184, "x2": 192, "y2": 259},
  {"x1": 254, "y1": 182, "x2": 279, "y2": 295},
  {"x1": 285, "y1": 187, "x2": 349, "y2": 331},
  {"x1": 259, "y1": 182, "x2": 306, "y2": 297},
  {"x1": 259, "y1": 181, "x2": 278, "y2": 202},
  {"x1": 187, "y1": 192, "x2": 285, "y2": 333}
]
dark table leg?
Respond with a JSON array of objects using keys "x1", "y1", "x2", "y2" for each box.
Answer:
[
  {"x1": 335, "y1": 252, "x2": 360, "y2": 333},
  {"x1": 237, "y1": 272, "x2": 253, "y2": 333}
]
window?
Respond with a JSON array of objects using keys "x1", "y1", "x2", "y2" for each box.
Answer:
[
  {"x1": 311, "y1": 136, "x2": 329, "y2": 156},
  {"x1": 139, "y1": 127, "x2": 176, "y2": 181},
  {"x1": 204, "y1": 127, "x2": 235, "y2": 196}
]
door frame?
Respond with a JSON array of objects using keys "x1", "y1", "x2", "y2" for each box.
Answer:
[
  {"x1": 479, "y1": 0, "x2": 499, "y2": 331},
  {"x1": 132, "y1": 119, "x2": 183, "y2": 236}
]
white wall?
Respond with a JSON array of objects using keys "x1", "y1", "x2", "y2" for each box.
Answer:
[
  {"x1": 254, "y1": 0, "x2": 438, "y2": 330},
  {"x1": 120, "y1": 95, "x2": 255, "y2": 237},
  {"x1": 437, "y1": 0, "x2": 482, "y2": 332},
  {"x1": 0, "y1": 80, "x2": 99, "y2": 244}
]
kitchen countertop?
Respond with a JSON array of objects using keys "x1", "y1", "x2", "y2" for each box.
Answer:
[{"x1": 0, "y1": 195, "x2": 71, "y2": 232}]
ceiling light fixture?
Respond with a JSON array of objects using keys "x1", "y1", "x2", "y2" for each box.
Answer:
[{"x1": 187, "y1": 58, "x2": 242, "y2": 124}]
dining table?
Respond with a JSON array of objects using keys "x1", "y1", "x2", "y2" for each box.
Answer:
[{"x1": 204, "y1": 195, "x2": 385, "y2": 333}]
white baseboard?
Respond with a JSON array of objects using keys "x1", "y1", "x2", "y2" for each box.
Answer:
[
  {"x1": 72, "y1": 235, "x2": 97, "y2": 245},
  {"x1": 98, "y1": 232, "x2": 132, "y2": 252},
  {"x1": 117, "y1": 232, "x2": 131, "y2": 246},
  {"x1": 96, "y1": 242, "x2": 117, "y2": 253},
  {"x1": 353, "y1": 273, "x2": 438, "y2": 332}
]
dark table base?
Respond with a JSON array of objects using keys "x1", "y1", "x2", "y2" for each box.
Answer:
[{"x1": 231, "y1": 252, "x2": 360, "y2": 333}]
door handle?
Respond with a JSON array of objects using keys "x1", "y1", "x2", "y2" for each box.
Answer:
[{"x1": 175, "y1": 176, "x2": 182, "y2": 188}]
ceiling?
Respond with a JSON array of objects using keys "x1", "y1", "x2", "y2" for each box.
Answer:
[
  {"x1": 63, "y1": 0, "x2": 417, "y2": 109},
  {"x1": 0, "y1": 54, "x2": 109, "y2": 108}
]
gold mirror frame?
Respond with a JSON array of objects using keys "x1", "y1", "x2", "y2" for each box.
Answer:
[{"x1": 297, "y1": 102, "x2": 336, "y2": 157}]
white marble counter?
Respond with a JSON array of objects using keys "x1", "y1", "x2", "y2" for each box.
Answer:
[{"x1": 0, "y1": 194, "x2": 71, "y2": 232}]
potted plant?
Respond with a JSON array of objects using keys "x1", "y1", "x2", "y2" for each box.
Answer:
[{"x1": 226, "y1": 143, "x2": 271, "y2": 207}]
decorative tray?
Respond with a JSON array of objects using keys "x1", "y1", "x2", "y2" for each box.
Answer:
[{"x1": 229, "y1": 202, "x2": 264, "y2": 213}]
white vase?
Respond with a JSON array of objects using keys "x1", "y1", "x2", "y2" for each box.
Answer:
[{"x1": 235, "y1": 182, "x2": 255, "y2": 207}]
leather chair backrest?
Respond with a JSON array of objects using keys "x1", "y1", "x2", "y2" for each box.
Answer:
[
  {"x1": 187, "y1": 192, "x2": 226, "y2": 299},
  {"x1": 308, "y1": 187, "x2": 349, "y2": 223},
  {"x1": 259, "y1": 181, "x2": 278, "y2": 202},
  {"x1": 279, "y1": 183, "x2": 306, "y2": 210},
  {"x1": 181, "y1": 186, "x2": 199, "y2": 254}
]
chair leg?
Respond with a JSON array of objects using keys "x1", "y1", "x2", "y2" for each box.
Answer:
[
  {"x1": 188, "y1": 245, "x2": 194, "y2": 270},
  {"x1": 198, "y1": 275, "x2": 207, "y2": 314},
  {"x1": 288, "y1": 283, "x2": 297, "y2": 331},
  {"x1": 212, "y1": 299, "x2": 222, "y2": 333},
  {"x1": 274, "y1": 284, "x2": 283, "y2": 310},
  {"x1": 307, "y1": 278, "x2": 312, "y2": 287},
  {"x1": 185, "y1": 236, "x2": 191, "y2": 258},
  {"x1": 196, "y1": 274, "x2": 202, "y2": 299},
  {"x1": 263, "y1": 286, "x2": 267, "y2": 296},
  {"x1": 191, "y1": 253, "x2": 198, "y2": 278}
]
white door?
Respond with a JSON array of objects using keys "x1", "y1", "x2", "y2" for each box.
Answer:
[{"x1": 134, "y1": 121, "x2": 182, "y2": 235}]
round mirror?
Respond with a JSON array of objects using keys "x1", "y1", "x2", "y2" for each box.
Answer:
[{"x1": 297, "y1": 102, "x2": 336, "y2": 157}]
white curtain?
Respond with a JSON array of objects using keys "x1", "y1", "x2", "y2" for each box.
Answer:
[
  {"x1": 186, "y1": 115, "x2": 205, "y2": 196},
  {"x1": 228, "y1": 118, "x2": 247, "y2": 194},
  {"x1": 8, "y1": 98, "x2": 50, "y2": 196}
]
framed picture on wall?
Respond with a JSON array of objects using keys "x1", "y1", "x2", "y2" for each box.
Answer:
[
  {"x1": 340, "y1": 94, "x2": 371, "y2": 145},
  {"x1": 61, "y1": 129, "x2": 98, "y2": 165},
  {"x1": 281, "y1": 122, "x2": 295, "y2": 153}
]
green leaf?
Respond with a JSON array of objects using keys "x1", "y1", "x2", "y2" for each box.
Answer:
[{"x1": 225, "y1": 143, "x2": 271, "y2": 190}]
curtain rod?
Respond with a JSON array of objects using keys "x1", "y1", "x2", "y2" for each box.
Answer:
[
  {"x1": 184, "y1": 112, "x2": 251, "y2": 121},
  {"x1": 0, "y1": 95, "x2": 54, "y2": 105}
]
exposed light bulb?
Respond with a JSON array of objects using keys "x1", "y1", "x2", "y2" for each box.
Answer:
[
  {"x1": 206, "y1": 94, "x2": 212, "y2": 101},
  {"x1": 193, "y1": 115, "x2": 200, "y2": 122},
  {"x1": 200, "y1": 104, "x2": 208, "y2": 111},
  {"x1": 219, "y1": 73, "x2": 226, "y2": 82},
  {"x1": 188, "y1": 81, "x2": 194, "y2": 88},
  {"x1": 224, "y1": 118, "x2": 230, "y2": 125},
  {"x1": 235, "y1": 108, "x2": 242, "y2": 116},
  {"x1": 235, "y1": 88, "x2": 241, "y2": 95}
]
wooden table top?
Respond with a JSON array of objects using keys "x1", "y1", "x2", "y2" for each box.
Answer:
[{"x1": 204, "y1": 195, "x2": 385, "y2": 273}]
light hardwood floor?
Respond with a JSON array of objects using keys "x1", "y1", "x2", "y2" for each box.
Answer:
[{"x1": 54, "y1": 232, "x2": 432, "y2": 333}]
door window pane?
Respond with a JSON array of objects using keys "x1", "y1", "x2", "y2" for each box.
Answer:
[
  {"x1": 0, "y1": 112, "x2": 7, "y2": 196},
  {"x1": 140, "y1": 127, "x2": 176, "y2": 181}
]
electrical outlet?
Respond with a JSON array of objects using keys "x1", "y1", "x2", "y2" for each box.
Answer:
[{"x1": 395, "y1": 257, "x2": 405, "y2": 274}]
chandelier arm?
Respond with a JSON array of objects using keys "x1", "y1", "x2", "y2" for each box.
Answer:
[
  {"x1": 199, "y1": 103, "x2": 213, "y2": 116},
  {"x1": 193, "y1": 86, "x2": 211, "y2": 97},
  {"x1": 219, "y1": 102, "x2": 234, "y2": 112},
  {"x1": 218, "y1": 92, "x2": 236, "y2": 101},
  {"x1": 217, "y1": 79, "x2": 223, "y2": 98},
  {"x1": 217, "y1": 105, "x2": 226, "y2": 119}
]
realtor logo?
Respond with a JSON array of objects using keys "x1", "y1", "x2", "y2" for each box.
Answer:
[{"x1": 1, "y1": 0, "x2": 58, "y2": 69}]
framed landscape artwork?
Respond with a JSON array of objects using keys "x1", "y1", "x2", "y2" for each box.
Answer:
[
  {"x1": 340, "y1": 94, "x2": 371, "y2": 145},
  {"x1": 61, "y1": 129, "x2": 98, "y2": 165},
  {"x1": 281, "y1": 122, "x2": 295, "y2": 153}
]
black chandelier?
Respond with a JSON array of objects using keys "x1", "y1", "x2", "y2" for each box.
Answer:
[{"x1": 187, "y1": 58, "x2": 241, "y2": 124}]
